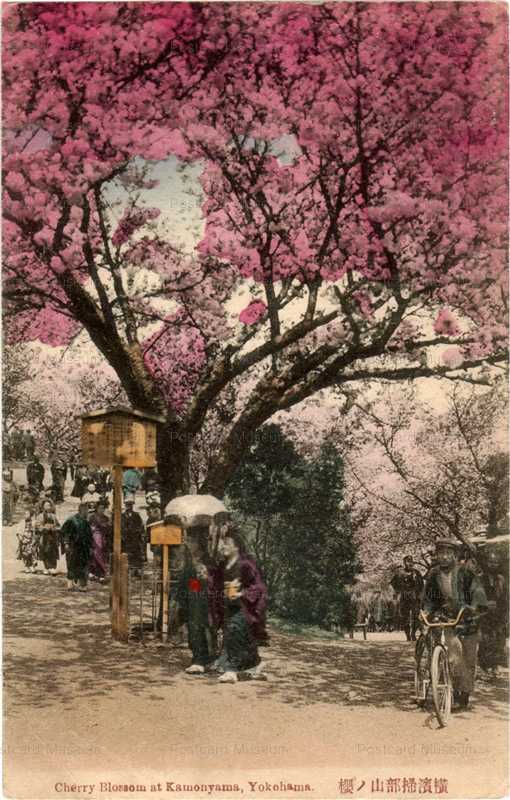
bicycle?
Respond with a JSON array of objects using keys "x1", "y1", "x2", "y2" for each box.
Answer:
[{"x1": 414, "y1": 607, "x2": 471, "y2": 728}]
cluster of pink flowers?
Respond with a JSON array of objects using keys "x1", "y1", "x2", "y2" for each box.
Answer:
[
  {"x1": 112, "y1": 208, "x2": 161, "y2": 247},
  {"x1": 239, "y1": 301, "x2": 267, "y2": 326},
  {"x1": 434, "y1": 308, "x2": 461, "y2": 338}
]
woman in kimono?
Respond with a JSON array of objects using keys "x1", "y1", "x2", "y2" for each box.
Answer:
[
  {"x1": 215, "y1": 525, "x2": 268, "y2": 683},
  {"x1": 35, "y1": 500, "x2": 60, "y2": 575},
  {"x1": 88, "y1": 500, "x2": 111, "y2": 582},
  {"x1": 17, "y1": 504, "x2": 40, "y2": 573}
]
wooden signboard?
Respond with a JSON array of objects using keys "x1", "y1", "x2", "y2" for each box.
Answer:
[
  {"x1": 80, "y1": 405, "x2": 164, "y2": 643},
  {"x1": 148, "y1": 520, "x2": 183, "y2": 643},
  {"x1": 149, "y1": 522, "x2": 183, "y2": 546},
  {"x1": 81, "y1": 406, "x2": 164, "y2": 468}
]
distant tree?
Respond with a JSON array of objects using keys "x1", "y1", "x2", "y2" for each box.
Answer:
[
  {"x1": 226, "y1": 423, "x2": 304, "y2": 597},
  {"x1": 278, "y1": 442, "x2": 359, "y2": 628},
  {"x1": 349, "y1": 381, "x2": 508, "y2": 569}
]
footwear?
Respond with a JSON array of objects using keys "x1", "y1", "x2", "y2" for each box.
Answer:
[
  {"x1": 78, "y1": 586, "x2": 87, "y2": 593},
  {"x1": 67, "y1": 580, "x2": 74, "y2": 591},
  {"x1": 185, "y1": 664, "x2": 205, "y2": 675},
  {"x1": 218, "y1": 671, "x2": 238, "y2": 683},
  {"x1": 43, "y1": 569, "x2": 49, "y2": 575},
  {"x1": 245, "y1": 662, "x2": 267, "y2": 680}
]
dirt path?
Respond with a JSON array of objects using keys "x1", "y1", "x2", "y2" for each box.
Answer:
[{"x1": 2, "y1": 492, "x2": 509, "y2": 800}]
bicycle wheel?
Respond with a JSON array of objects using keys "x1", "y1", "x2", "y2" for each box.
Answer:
[
  {"x1": 431, "y1": 645, "x2": 452, "y2": 727},
  {"x1": 414, "y1": 635, "x2": 429, "y2": 707}
]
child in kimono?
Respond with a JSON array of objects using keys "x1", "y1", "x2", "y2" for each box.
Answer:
[{"x1": 17, "y1": 505, "x2": 39, "y2": 573}]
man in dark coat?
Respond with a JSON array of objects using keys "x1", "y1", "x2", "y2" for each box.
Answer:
[
  {"x1": 121, "y1": 497, "x2": 145, "y2": 575},
  {"x1": 421, "y1": 538, "x2": 488, "y2": 710},
  {"x1": 50, "y1": 455, "x2": 67, "y2": 502},
  {"x1": 61, "y1": 503, "x2": 93, "y2": 592},
  {"x1": 391, "y1": 556, "x2": 424, "y2": 641},
  {"x1": 26, "y1": 454, "x2": 45, "y2": 494}
]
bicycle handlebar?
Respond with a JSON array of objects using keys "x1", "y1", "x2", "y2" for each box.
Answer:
[{"x1": 418, "y1": 607, "x2": 475, "y2": 627}]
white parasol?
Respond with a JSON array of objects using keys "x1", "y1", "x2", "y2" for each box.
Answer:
[{"x1": 163, "y1": 494, "x2": 231, "y2": 528}]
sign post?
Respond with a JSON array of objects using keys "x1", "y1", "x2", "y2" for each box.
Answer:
[
  {"x1": 80, "y1": 406, "x2": 165, "y2": 642},
  {"x1": 148, "y1": 521, "x2": 183, "y2": 642}
]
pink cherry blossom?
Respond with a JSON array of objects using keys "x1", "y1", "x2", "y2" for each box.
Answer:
[{"x1": 239, "y1": 301, "x2": 267, "y2": 326}]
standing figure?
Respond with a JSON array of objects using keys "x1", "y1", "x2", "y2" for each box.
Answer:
[
  {"x1": 391, "y1": 556, "x2": 424, "y2": 641},
  {"x1": 177, "y1": 536, "x2": 217, "y2": 674},
  {"x1": 35, "y1": 500, "x2": 60, "y2": 575},
  {"x1": 479, "y1": 551, "x2": 508, "y2": 678},
  {"x1": 215, "y1": 525, "x2": 268, "y2": 684},
  {"x1": 121, "y1": 497, "x2": 145, "y2": 576},
  {"x1": 88, "y1": 501, "x2": 111, "y2": 583},
  {"x1": 26, "y1": 454, "x2": 45, "y2": 494},
  {"x1": 16, "y1": 506, "x2": 39, "y2": 573},
  {"x1": 70, "y1": 465, "x2": 88, "y2": 500},
  {"x1": 50, "y1": 454, "x2": 67, "y2": 503},
  {"x1": 145, "y1": 491, "x2": 161, "y2": 564},
  {"x1": 421, "y1": 538, "x2": 488, "y2": 710},
  {"x1": 60, "y1": 503, "x2": 93, "y2": 592},
  {"x1": 68, "y1": 450, "x2": 77, "y2": 481},
  {"x1": 2, "y1": 468, "x2": 19, "y2": 524},
  {"x1": 23, "y1": 429, "x2": 36, "y2": 460}
]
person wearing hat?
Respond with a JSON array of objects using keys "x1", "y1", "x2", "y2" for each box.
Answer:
[
  {"x1": 121, "y1": 496, "x2": 145, "y2": 577},
  {"x1": 60, "y1": 503, "x2": 93, "y2": 591},
  {"x1": 421, "y1": 538, "x2": 488, "y2": 710},
  {"x1": 390, "y1": 556, "x2": 424, "y2": 641}
]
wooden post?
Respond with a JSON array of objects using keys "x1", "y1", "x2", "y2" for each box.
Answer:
[
  {"x1": 111, "y1": 465, "x2": 125, "y2": 640},
  {"x1": 162, "y1": 544, "x2": 169, "y2": 643},
  {"x1": 118, "y1": 553, "x2": 130, "y2": 641}
]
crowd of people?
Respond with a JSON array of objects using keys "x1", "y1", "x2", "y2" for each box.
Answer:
[
  {"x1": 9, "y1": 454, "x2": 269, "y2": 685},
  {"x1": 4, "y1": 444, "x2": 507, "y2": 695},
  {"x1": 14, "y1": 456, "x2": 154, "y2": 587}
]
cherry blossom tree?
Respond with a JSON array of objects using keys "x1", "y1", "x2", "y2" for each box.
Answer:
[
  {"x1": 2, "y1": 345, "x2": 126, "y2": 457},
  {"x1": 347, "y1": 380, "x2": 509, "y2": 567},
  {"x1": 3, "y1": 3, "x2": 508, "y2": 501}
]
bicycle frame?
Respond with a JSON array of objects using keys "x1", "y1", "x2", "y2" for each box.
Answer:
[{"x1": 415, "y1": 608, "x2": 464, "y2": 722}]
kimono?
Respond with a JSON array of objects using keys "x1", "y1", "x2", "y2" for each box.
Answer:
[
  {"x1": 121, "y1": 509, "x2": 145, "y2": 572},
  {"x1": 61, "y1": 513, "x2": 93, "y2": 586},
  {"x1": 70, "y1": 467, "x2": 88, "y2": 499},
  {"x1": 35, "y1": 510, "x2": 60, "y2": 571},
  {"x1": 219, "y1": 555, "x2": 268, "y2": 672},
  {"x1": 17, "y1": 511, "x2": 39, "y2": 571},
  {"x1": 422, "y1": 564, "x2": 488, "y2": 694},
  {"x1": 89, "y1": 510, "x2": 111, "y2": 579},
  {"x1": 26, "y1": 460, "x2": 45, "y2": 492},
  {"x1": 2, "y1": 476, "x2": 18, "y2": 524},
  {"x1": 176, "y1": 555, "x2": 216, "y2": 667}
]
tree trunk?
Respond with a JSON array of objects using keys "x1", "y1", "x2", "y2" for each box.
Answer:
[{"x1": 157, "y1": 423, "x2": 191, "y2": 508}]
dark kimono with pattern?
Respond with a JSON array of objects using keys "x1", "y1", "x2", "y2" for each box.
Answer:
[{"x1": 221, "y1": 555, "x2": 268, "y2": 672}]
